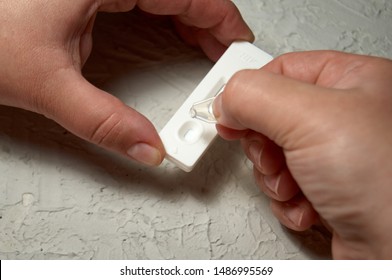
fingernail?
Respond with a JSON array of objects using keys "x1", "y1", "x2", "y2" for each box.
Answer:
[
  {"x1": 248, "y1": 141, "x2": 263, "y2": 169},
  {"x1": 127, "y1": 143, "x2": 162, "y2": 166},
  {"x1": 264, "y1": 173, "x2": 281, "y2": 196},
  {"x1": 284, "y1": 203, "x2": 304, "y2": 227}
]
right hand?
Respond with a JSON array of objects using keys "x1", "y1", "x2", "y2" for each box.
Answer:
[{"x1": 214, "y1": 51, "x2": 392, "y2": 259}]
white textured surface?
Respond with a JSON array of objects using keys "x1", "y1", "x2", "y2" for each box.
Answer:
[{"x1": 1, "y1": 0, "x2": 391, "y2": 259}]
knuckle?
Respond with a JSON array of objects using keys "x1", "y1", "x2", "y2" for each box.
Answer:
[{"x1": 89, "y1": 111, "x2": 124, "y2": 147}]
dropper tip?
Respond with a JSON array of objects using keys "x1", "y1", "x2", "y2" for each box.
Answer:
[{"x1": 189, "y1": 107, "x2": 197, "y2": 118}]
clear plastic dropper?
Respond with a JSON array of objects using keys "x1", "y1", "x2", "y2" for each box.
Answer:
[
  {"x1": 189, "y1": 85, "x2": 225, "y2": 123},
  {"x1": 189, "y1": 96, "x2": 217, "y2": 123}
]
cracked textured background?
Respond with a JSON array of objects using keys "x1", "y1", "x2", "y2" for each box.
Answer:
[{"x1": 1, "y1": 0, "x2": 391, "y2": 259}]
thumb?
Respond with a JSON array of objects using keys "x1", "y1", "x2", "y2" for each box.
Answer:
[
  {"x1": 40, "y1": 68, "x2": 165, "y2": 166},
  {"x1": 213, "y1": 66, "x2": 335, "y2": 148}
]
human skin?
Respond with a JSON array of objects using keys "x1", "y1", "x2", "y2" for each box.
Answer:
[
  {"x1": 214, "y1": 51, "x2": 392, "y2": 259},
  {"x1": 0, "y1": 0, "x2": 253, "y2": 166}
]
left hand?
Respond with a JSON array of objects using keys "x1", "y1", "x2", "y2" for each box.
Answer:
[{"x1": 0, "y1": 0, "x2": 254, "y2": 166}]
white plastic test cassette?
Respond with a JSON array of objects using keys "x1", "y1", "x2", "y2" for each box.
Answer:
[{"x1": 159, "y1": 41, "x2": 273, "y2": 172}]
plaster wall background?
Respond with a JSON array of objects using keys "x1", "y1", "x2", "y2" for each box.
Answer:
[{"x1": 0, "y1": 0, "x2": 391, "y2": 259}]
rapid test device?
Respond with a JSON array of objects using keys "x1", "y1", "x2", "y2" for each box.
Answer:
[{"x1": 159, "y1": 41, "x2": 273, "y2": 172}]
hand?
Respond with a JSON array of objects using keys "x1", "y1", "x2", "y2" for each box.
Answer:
[
  {"x1": 214, "y1": 51, "x2": 392, "y2": 259},
  {"x1": 0, "y1": 0, "x2": 253, "y2": 166}
]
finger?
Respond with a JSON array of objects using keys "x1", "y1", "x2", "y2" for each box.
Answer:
[
  {"x1": 138, "y1": 0, "x2": 254, "y2": 58},
  {"x1": 172, "y1": 21, "x2": 228, "y2": 61},
  {"x1": 99, "y1": 0, "x2": 253, "y2": 60},
  {"x1": 241, "y1": 131, "x2": 285, "y2": 175},
  {"x1": 213, "y1": 66, "x2": 336, "y2": 147},
  {"x1": 263, "y1": 51, "x2": 342, "y2": 85},
  {"x1": 216, "y1": 124, "x2": 248, "y2": 140},
  {"x1": 254, "y1": 167, "x2": 300, "y2": 202},
  {"x1": 265, "y1": 51, "x2": 392, "y2": 94},
  {"x1": 98, "y1": 0, "x2": 137, "y2": 12},
  {"x1": 262, "y1": 50, "x2": 385, "y2": 90},
  {"x1": 100, "y1": 0, "x2": 254, "y2": 44},
  {"x1": 37, "y1": 68, "x2": 165, "y2": 166},
  {"x1": 191, "y1": 29, "x2": 228, "y2": 62},
  {"x1": 171, "y1": 19, "x2": 228, "y2": 61},
  {"x1": 80, "y1": 12, "x2": 97, "y2": 66},
  {"x1": 270, "y1": 194, "x2": 319, "y2": 231},
  {"x1": 213, "y1": 51, "x2": 364, "y2": 142},
  {"x1": 136, "y1": 0, "x2": 253, "y2": 42}
]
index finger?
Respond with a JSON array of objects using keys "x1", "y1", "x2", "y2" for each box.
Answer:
[
  {"x1": 263, "y1": 51, "x2": 376, "y2": 88},
  {"x1": 144, "y1": 0, "x2": 254, "y2": 45},
  {"x1": 100, "y1": 0, "x2": 254, "y2": 46}
]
